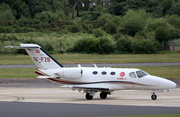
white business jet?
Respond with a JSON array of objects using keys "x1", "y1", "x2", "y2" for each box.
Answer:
[{"x1": 6, "y1": 44, "x2": 176, "y2": 100}]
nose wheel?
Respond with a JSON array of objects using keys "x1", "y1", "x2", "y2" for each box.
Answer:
[
  {"x1": 151, "y1": 93, "x2": 157, "y2": 100},
  {"x1": 100, "y1": 92, "x2": 107, "y2": 99}
]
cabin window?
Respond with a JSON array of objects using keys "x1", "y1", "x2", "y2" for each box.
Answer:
[
  {"x1": 110, "y1": 72, "x2": 116, "y2": 75},
  {"x1": 136, "y1": 70, "x2": 148, "y2": 78},
  {"x1": 92, "y1": 71, "x2": 98, "y2": 75},
  {"x1": 101, "y1": 71, "x2": 107, "y2": 75},
  {"x1": 129, "y1": 72, "x2": 136, "y2": 78}
]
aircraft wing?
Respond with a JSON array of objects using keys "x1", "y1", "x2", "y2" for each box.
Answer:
[
  {"x1": 72, "y1": 86, "x2": 110, "y2": 91},
  {"x1": 61, "y1": 84, "x2": 113, "y2": 92}
]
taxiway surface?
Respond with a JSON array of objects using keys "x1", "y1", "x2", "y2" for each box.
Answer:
[{"x1": 0, "y1": 79, "x2": 180, "y2": 117}]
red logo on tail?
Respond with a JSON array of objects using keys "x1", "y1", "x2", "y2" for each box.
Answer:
[{"x1": 36, "y1": 50, "x2": 40, "y2": 53}]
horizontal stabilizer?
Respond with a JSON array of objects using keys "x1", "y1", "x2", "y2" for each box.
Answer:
[{"x1": 5, "y1": 44, "x2": 40, "y2": 49}]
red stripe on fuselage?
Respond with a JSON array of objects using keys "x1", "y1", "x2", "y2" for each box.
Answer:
[
  {"x1": 35, "y1": 70, "x2": 45, "y2": 76},
  {"x1": 47, "y1": 78, "x2": 150, "y2": 86}
]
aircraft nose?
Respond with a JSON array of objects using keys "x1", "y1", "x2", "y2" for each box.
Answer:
[{"x1": 167, "y1": 80, "x2": 177, "y2": 89}]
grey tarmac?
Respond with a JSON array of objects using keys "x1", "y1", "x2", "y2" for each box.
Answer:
[
  {"x1": 0, "y1": 80, "x2": 180, "y2": 117},
  {"x1": 0, "y1": 102, "x2": 179, "y2": 117},
  {"x1": 0, "y1": 63, "x2": 180, "y2": 117}
]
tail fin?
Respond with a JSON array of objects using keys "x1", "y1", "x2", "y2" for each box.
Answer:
[{"x1": 5, "y1": 44, "x2": 63, "y2": 69}]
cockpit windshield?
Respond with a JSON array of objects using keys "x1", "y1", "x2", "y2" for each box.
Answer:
[{"x1": 136, "y1": 70, "x2": 148, "y2": 78}]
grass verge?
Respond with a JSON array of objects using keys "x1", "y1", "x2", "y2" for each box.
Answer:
[
  {"x1": 112, "y1": 115, "x2": 180, "y2": 117},
  {"x1": 0, "y1": 53, "x2": 180, "y2": 65},
  {"x1": 0, "y1": 66, "x2": 179, "y2": 79}
]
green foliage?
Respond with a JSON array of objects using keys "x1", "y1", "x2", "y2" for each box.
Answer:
[
  {"x1": 13, "y1": 0, "x2": 31, "y2": 19},
  {"x1": 167, "y1": 1, "x2": 180, "y2": 16},
  {"x1": 133, "y1": 39, "x2": 161, "y2": 54},
  {"x1": 93, "y1": 28, "x2": 105, "y2": 38},
  {"x1": 170, "y1": 29, "x2": 180, "y2": 39},
  {"x1": 115, "y1": 36, "x2": 161, "y2": 54},
  {"x1": 34, "y1": 11, "x2": 59, "y2": 23},
  {"x1": 113, "y1": 33, "x2": 122, "y2": 41},
  {"x1": 70, "y1": 25, "x2": 80, "y2": 33},
  {"x1": 97, "y1": 13, "x2": 113, "y2": 27},
  {"x1": 0, "y1": 0, "x2": 70, "y2": 19},
  {"x1": 166, "y1": 15, "x2": 180, "y2": 29},
  {"x1": 0, "y1": 34, "x2": 18, "y2": 41},
  {"x1": 107, "y1": 2, "x2": 128, "y2": 16},
  {"x1": 98, "y1": 37, "x2": 114, "y2": 54},
  {"x1": 144, "y1": 0, "x2": 163, "y2": 18},
  {"x1": 145, "y1": 18, "x2": 175, "y2": 32},
  {"x1": 104, "y1": 20, "x2": 117, "y2": 34},
  {"x1": 160, "y1": 0, "x2": 173, "y2": 15},
  {"x1": 73, "y1": 37, "x2": 114, "y2": 54},
  {"x1": 135, "y1": 31, "x2": 147, "y2": 39},
  {"x1": 94, "y1": 5, "x2": 103, "y2": 11},
  {"x1": 155, "y1": 26, "x2": 171, "y2": 43},
  {"x1": 121, "y1": 9, "x2": 150, "y2": 36},
  {"x1": 0, "y1": 3, "x2": 15, "y2": 21},
  {"x1": 107, "y1": 0, "x2": 163, "y2": 17},
  {"x1": 116, "y1": 36, "x2": 133, "y2": 53}
]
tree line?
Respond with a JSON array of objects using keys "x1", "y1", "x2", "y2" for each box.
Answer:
[{"x1": 0, "y1": 0, "x2": 180, "y2": 54}]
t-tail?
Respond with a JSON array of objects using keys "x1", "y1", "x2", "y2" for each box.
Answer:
[{"x1": 5, "y1": 44, "x2": 63, "y2": 70}]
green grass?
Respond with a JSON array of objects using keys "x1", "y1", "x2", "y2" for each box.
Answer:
[
  {"x1": 2, "y1": 32, "x2": 97, "y2": 51},
  {"x1": 0, "y1": 66, "x2": 180, "y2": 79},
  {"x1": 0, "y1": 53, "x2": 180, "y2": 65},
  {"x1": 119, "y1": 66, "x2": 180, "y2": 79},
  {"x1": 0, "y1": 68, "x2": 37, "y2": 78},
  {"x1": 110, "y1": 115, "x2": 180, "y2": 117}
]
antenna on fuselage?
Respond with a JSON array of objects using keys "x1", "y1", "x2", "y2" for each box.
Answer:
[
  {"x1": 78, "y1": 64, "x2": 81, "y2": 68},
  {"x1": 94, "y1": 64, "x2": 97, "y2": 68}
]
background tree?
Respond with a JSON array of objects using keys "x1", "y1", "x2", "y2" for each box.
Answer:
[
  {"x1": 0, "y1": 3, "x2": 15, "y2": 21},
  {"x1": 107, "y1": 2, "x2": 128, "y2": 16},
  {"x1": 155, "y1": 26, "x2": 171, "y2": 43},
  {"x1": 160, "y1": 0, "x2": 173, "y2": 15},
  {"x1": 167, "y1": 1, "x2": 180, "y2": 16},
  {"x1": 121, "y1": 9, "x2": 151, "y2": 36},
  {"x1": 68, "y1": 0, "x2": 83, "y2": 19}
]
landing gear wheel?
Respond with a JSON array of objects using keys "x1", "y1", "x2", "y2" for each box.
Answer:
[
  {"x1": 100, "y1": 92, "x2": 107, "y2": 99},
  {"x1": 86, "y1": 93, "x2": 93, "y2": 100},
  {"x1": 151, "y1": 93, "x2": 157, "y2": 100}
]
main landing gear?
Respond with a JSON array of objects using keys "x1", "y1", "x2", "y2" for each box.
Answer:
[
  {"x1": 85, "y1": 92, "x2": 109, "y2": 100},
  {"x1": 151, "y1": 92, "x2": 157, "y2": 100},
  {"x1": 86, "y1": 93, "x2": 93, "y2": 100}
]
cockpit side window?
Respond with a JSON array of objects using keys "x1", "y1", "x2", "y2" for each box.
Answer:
[
  {"x1": 129, "y1": 72, "x2": 136, "y2": 78},
  {"x1": 136, "y1": 70, "x2": 148, "y2": 78}
]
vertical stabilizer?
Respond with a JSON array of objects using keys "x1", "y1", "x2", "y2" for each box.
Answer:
[{"x1": 6, "y1": 44, "x2": 63, "y2": 69}]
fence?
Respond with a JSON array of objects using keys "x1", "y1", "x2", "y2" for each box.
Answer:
[{"x1": 170, "y1": 38, "x2": 180, "y2": 52}]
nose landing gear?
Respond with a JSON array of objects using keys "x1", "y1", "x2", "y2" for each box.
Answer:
[
  {"x1": 151, "y1": 92, "x2": 157, "y2": 100},
  {"x1": 100, "y1": 92, "x2": 108, "y2": 99}
]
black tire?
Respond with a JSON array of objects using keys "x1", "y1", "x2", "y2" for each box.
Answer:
[
  {"x1": 100, "y1": 92, "x2": 107, "y2": 99},
  {"x1": 151, "y1": 94, "x2": 157, "y2": 100},
  {"x1": 86, "y1": 93, "x2": 93, "y2": 100}
]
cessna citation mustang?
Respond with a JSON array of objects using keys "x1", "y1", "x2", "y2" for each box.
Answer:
[{"x1": 6, "y1": 44, "x2": 177, "y2": 100}]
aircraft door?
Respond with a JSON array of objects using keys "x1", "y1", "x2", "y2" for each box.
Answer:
[{"x1": 129, "y1": 72, "x2": 137, "y2": 87}]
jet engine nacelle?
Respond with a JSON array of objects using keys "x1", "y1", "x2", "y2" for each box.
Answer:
[{"x1": 57, "y1": 68, "x2": 82, "y2": 79}]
